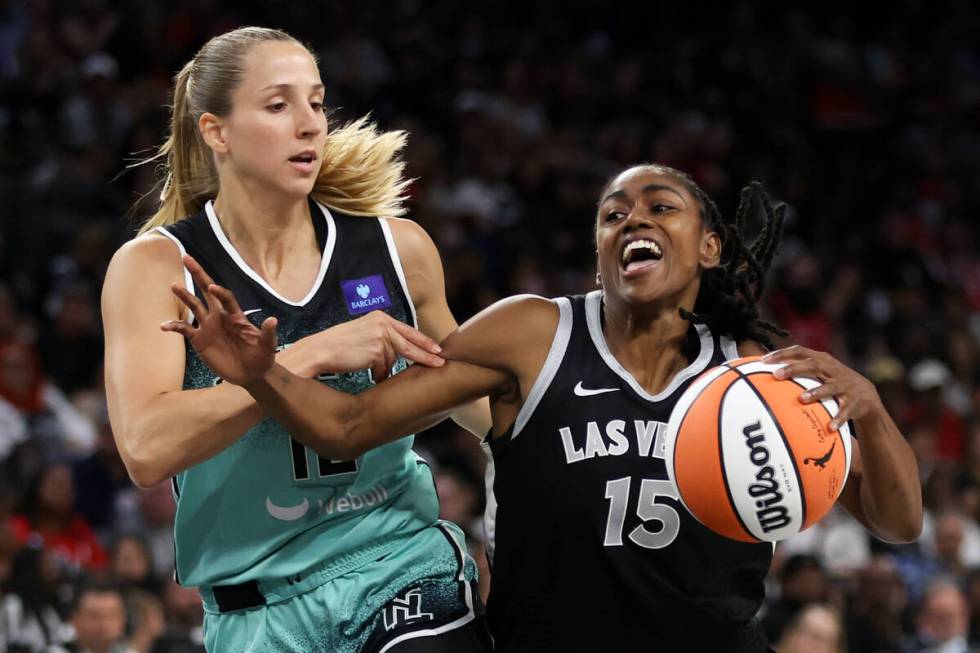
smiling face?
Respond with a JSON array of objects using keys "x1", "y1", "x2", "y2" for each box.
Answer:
[
  {"x1": 201, "y1": 39, "x2": 328, "y2": 199},
  {"x1": 595, "y1": 165, "x2": 721, "y2": 311}
]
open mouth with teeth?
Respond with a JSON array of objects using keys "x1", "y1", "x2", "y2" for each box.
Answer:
[{"x1": 620, "y1": 239, "x2": 663, "y2": 274}]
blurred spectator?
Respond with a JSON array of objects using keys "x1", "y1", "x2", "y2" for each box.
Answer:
[
  {"x1": 108, "y1": 536, "x2": 157, "y2": 596},
  {"x1": 45, "y1": 580, "x2": 134, "y2": 653},
  {"x1": 36, "y1": 283, "x2": 103, "y2": 396},
  {"x1": 845, "y1": 555, "x2": 908, "y2": 653},
  {"x1": 114, "y1": 484, "x2": 174, "y2": 581},
  {"x1": 73, "y1": 416, "x2": 131, "y2": 537},
  {"x1": 906, "y1": 360, "x2": 967, "y2": 462},
  {"x1": 123, "y1": 590, "x2": 164, "y2": 653},
  {"x1": 774, "y1": 602, "x2": 845, "y2": 653},
  {"x1": 9, "y1": 463, "x2": 107, "y2": 572},
  {"x1": 779, "y1": 505, "x2": 871, "y2": 577},
  {"x1": 904, "y1": 580, "x2": 972, "y2": 653},
  {"x1": 0, "y1": 546, "x2": 72, "y2": 651},
  {"x1": 763, "y1": 554, "x2": 832, "y2": 643},
  {"x1": 148, "y1": 582, "x2": 204, "y2": 653}
]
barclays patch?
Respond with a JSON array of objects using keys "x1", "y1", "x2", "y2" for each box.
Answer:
[{"x1": 341, "y1": 275, "x2": 392, "y2": 315}]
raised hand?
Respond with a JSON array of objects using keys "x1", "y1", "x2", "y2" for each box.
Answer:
[
  {"x1": 763, "y1": 345, "x2": 883, "y2": 431},
  {"x1": 161, "y1": 255, "x2": 277, "y2": 386},
  {"x1": 288, "y1": 310, "x2": 445, "y2": 382}
]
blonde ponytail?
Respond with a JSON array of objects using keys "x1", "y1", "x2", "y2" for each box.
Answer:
[
  {"x1": 136, "y1": 27, "x2": 410, "y2": 235},
  {"x1": 136, "y1": 62, "x2": 218, "y2": 235},
  {"x1": 311, "y1": 115, "x2": 411, "y2": 218}
]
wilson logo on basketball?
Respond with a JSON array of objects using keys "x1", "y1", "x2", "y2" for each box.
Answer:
[{"x1": 742, "y1": 421, "x2": 792, "y2": 534}]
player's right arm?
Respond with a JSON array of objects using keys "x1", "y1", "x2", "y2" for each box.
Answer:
[
  {"x1": 102, "y1": 235, "x2": 264, "y2": 488},
  {"x1": 103, "y1": 236, "x2": 447, "y2": 488}
]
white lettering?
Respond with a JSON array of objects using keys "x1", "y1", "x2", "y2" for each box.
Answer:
[
  {"x1": 559, "y1": 426, "x2": 585, "y2": 464},
  {"x1": 635, "y1": 420, "x2": 658, "y2": 457},
  {"x1": 584, "y1": 421, "x2": 608, "y2": 459},
  {"x1": 606, "y1": 420, "x2": 629, "y2": 456}
]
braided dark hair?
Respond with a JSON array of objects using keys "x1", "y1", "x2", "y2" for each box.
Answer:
[{"x1": 598, "y1": 164, "x2": 788, "y2": 349}]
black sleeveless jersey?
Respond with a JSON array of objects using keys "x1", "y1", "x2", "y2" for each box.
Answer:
[{"x1": 486, "y1": 291, "x2": 773, "y2": 652}]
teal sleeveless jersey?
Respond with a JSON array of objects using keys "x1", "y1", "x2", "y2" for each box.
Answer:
[{"x1": 157, "y1": 199, "x2": 439, "y2": 587}]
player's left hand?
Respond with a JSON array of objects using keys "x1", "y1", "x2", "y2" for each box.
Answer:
[{"x1": 763, "y1": 345, "x2": 883, "y2": 431}]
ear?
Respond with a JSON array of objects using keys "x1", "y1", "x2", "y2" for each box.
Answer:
[
  {"x1": 700, "y1": 230, "x2": 722, "y2": 270},
  {"x1": 199, "y1": 112, "x2": 229, "y2": 154}
]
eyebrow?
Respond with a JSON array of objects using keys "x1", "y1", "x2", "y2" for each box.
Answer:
[
  {"x1": 259, "y1": 82, "x2": 325, "y2": 93},
  {"x1": 601, "y1": 183, "x2": 687, "y2": 205}
]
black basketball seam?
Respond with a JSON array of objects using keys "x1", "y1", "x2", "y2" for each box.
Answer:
[
  {"x1": 760, "y1": 373, "x2": 848, "y2": 474},
  {"x1": 671, "y1": 366, "x2": 735, "y2": 522},
  {"x1": 718, "y1": 377, "x2": 756, "y2": 541},
  {"x1": 729, "y1": 365, "x2": 807, "y2": 534}
]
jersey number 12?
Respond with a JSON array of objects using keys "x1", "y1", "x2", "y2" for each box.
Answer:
[{"x1": 290, "y1": 439, "x2": 357, "y2": 480}]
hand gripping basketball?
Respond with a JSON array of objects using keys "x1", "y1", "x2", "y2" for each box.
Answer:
[{"x1": 665, "y1": 355, "x2": 854, "y2": 543}]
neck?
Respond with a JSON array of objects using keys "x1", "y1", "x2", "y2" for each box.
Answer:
[
  {"x1": 212, "y1": 176, "x2": 316, "y2": 278},
  {"x1": 601, "y1": 292, "x2": 696, "y2": 396}
]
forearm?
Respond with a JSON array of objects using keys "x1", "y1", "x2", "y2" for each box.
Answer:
[
  {"x1": 853, "y1": 407, "x2": 923, "y2": 542},
  {"x1": 245, "y1": 360, "x2": 503, "y2": 459},
  {"x1": 121, "y1": 382, "x2": 263, "y2": 487}
]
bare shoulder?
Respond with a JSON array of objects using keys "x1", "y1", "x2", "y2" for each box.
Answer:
[
  {"x1": 383, "y1": 217, "x2": 435, "y2": 262},
  {"x1": 103, "y1": 232, "x2": 186, "y2": 317},
  {"x1": 106, "y1": 232, "x2": 184, "y2": 281},
  {"x1": 444, "y1": 294, "x2": 560, "y2": 376}
]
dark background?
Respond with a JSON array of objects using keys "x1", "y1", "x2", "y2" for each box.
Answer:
[{"x1": 0, "y1": 1, "x2": 977, "y2": 651}]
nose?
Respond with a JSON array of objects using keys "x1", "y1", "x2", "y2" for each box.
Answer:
[
  {"x1": 623, "y1": 203, "x2": 654, "y2": 231},
  {"x1": 295, "y1": 104, "x2": 323, "y2": 140}
]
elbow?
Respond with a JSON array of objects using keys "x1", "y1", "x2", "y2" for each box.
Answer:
[{"x1": 119, "y1": 432, "x2": 171, "y2": 489}]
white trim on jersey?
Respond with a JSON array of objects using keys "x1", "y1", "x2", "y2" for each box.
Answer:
[
  {"x1": 585, "y1": 290, "x2": 714, "y2": 402},
  {"x1": 378, "y1": 218, "x2": 419, "y2": 329},
  {"x1": 719, "y1": 334, "x2": 740, "y2": 361},
  {"x1": 512, "y1": 297, "x2": 573, "y2": 439},
  {"x1": 481, "y1": 441, "x2": 497, "y2": 562},
  {"x1": 377, "y1": 523, "x2": 476, "y2": 652},
  {"x1": 154, "y1": 226, "x2": 196, "y2": 325},
  {"x1": 203, "y1": 200, "x2": 337, "y2": 307}
]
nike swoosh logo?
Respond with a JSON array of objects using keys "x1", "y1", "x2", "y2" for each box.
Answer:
[
  {"x1": 573, "y1": 381, "x2": 620, "y2": 397},
  {"x1": 265, "y1": 497, "x2": 309, "y2": 521},
  {"x1": 243, "y1": 309, "x2": 262, "y2": 316}
]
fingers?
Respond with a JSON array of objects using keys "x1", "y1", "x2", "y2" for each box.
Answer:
[
  {"x1": 160, "y1": 319, "x2": 196, "y2": 338},
  {"x1": 829, "y1": 397, "x2": 850, "y2": 431},
  {"x1": 762, "y1": 345, "x2": 812, "y2": 363},
  {"x1": 260, "y1": 317, "x2": 279, "y2": 352},
  {"x1": 799, "y1": 382, "x2": 839, "y2": 404},
  {"x1": 773, "y1": 360, "x2": 821, "y2": 381},
  {"x1": 210, "y1": 283, "x2": 245, "y2": 316},
  {"x1": 388, "y1": 317, "x2": 442, "y2": 355},
  {"x1": 183, "y1": 255, "x2": 217, "y2": 291},
  {"x1": 171, "y1": 284, "x2": 208, "y2": 322},
  {"x1": 389, "y1": 330, "x2": 445, "y2": 368}
]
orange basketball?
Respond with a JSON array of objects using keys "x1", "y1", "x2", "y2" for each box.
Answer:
[{"x1": 664, "y1": 356, "x2": 852, "y2": 543}]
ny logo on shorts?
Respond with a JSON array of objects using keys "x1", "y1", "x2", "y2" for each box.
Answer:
[{"x1": 383, "y1": 587, "x2": 433, "y2": 631}]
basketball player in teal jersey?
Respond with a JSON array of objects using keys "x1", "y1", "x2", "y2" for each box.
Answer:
[
  {"x1": 168, "y1": 164, "x2": 923, "y2": 651},
  {"x1": 102, "y1": 28, "x2": 492, "y2": 652}
]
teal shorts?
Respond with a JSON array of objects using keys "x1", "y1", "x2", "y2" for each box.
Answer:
[{"x1": 201, "y1": 522, "x2": 480, "y2": 653}]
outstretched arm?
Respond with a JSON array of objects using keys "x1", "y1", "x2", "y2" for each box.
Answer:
[
  {"x1": 385, "y1": 217, "x2": 492, "y2": 437},
  {"x1": 166, "y1": 256, "x2": 556, "y2": 460},
  {"x1": 762, "y1": 345, "x2": 923, "y2": 543}
]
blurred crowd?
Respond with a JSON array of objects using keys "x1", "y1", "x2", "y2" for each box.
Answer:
[{"x1": 0, "y1": 1, "x2": 977, "y2": 651}]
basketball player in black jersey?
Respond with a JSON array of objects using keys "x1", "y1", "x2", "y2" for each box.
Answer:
[{"x1": 168, "y1": 163, "x2": 923, "y2": 651}]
